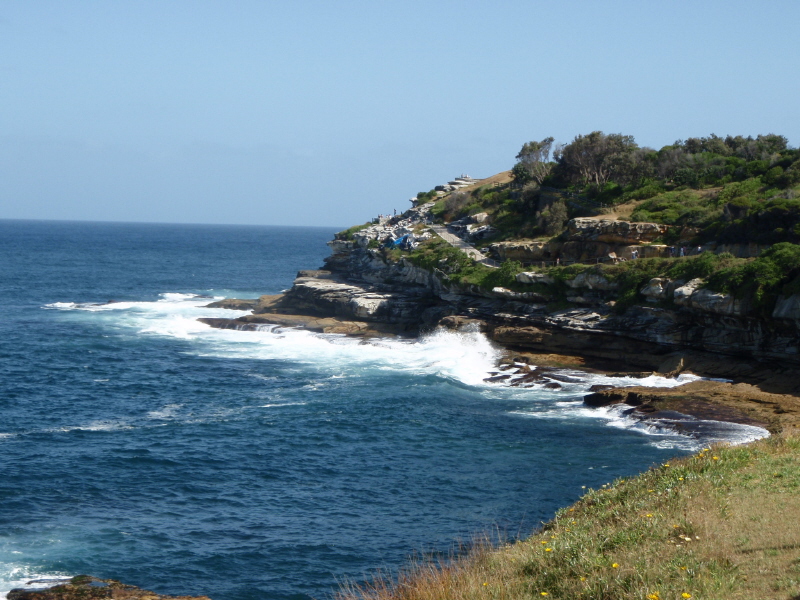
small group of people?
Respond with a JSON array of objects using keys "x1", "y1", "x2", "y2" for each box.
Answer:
[
  {"x1": 633, "y1": 244, "x2": 704, "y2": 260},
  {"x1": 376, "y1": 209, "x2": 398, "y2": 222}
]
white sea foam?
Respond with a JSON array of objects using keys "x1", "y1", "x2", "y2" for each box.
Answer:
[
  {"x1": 43, "y1": 290, "x2": 768, "y2": 447},
  {"x1": 44, "y1": 293, "x2": 498, "y2": 384},
  {"x1": 147, "y1": 404, "x2": 183, "y2": 419},
  {"x1": 0, "y1": 564, "x2": 71, "y2": 600},
  {"x1": 53, "y1": 420, "x2": 133, "y2": 433}
]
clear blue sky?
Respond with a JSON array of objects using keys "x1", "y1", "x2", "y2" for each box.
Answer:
[{"x1": 1, "y1": 1, "x2": 798, "y2": 227}]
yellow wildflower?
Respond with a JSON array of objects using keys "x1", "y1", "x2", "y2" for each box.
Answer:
[
  {"x1": 682, "y1": 594, "x2": 692, "y2": 599},
  {"x1": 545, "y1": 548, "x2": 553, "y2": 552},
  {"x1": 712, "y1": 456, "x2": 719, "y2": 460},
  {"x1": 612, "y1": 563, "x2": 619, "y2": 568}
]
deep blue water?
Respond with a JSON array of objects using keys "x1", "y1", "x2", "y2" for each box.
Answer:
[{"x1": 0, "y1": 220, "x2": 716, "y2": 599}]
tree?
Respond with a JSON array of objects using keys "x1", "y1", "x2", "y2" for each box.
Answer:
[
  {"x1": 539, "y1": 199, "x2": 568, "y2": 236},
  {"x1": 514, "y1": 137, "x2": 555, "y2": 185},
  {"x1": 555, "y1": 131, "x2": 638, "y2": 188}
]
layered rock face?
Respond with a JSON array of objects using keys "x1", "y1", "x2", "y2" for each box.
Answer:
[
  {"x1": 201, "y1": 220, "x2": 800, "y2": 389},
  {"x1": 489, "y1": 218, "x2": 675, "y2": 263},
  {"x1": 567, "y1": 218, "x2": 668, "y2": 244}
]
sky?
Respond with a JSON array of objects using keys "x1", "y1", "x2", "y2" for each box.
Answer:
[{"x1": 1, "y1": 1, "x2": 799, "y2": 227}]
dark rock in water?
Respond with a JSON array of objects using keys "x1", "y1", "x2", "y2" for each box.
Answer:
[
  {"x1": 589, "y1": 384, "x2": 615, "y2": 392},
  {"x1": 204, "y1": 298, "x2": 258, "y2": 310},
  {"x1": 608, "y1": 371, "x2": 656, "y2": 378},
  {"x1": 483, "y1": 374, "x2": 511, "y2": 382},
  {"x1": 542, "y1": 372, "x2": 584, "y2": 384},
  {"x1": 7, "y1": 575, "x2": 211, "y2": 600},
  {"x1": 583, "y1": 390, "x2": 630, "y2": 407},
  {"x1": 543, "y1": 382, "x2": 562, "y2": 389},
  {"x1": 509, "y1": 372, "x2": 547, "y2": 386}
]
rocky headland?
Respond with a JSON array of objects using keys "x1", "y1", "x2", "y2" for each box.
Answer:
[{"x1": 199, "y1": 199, "x2": 800, "y2": 434}]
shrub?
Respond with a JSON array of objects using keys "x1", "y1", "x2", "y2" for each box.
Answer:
[
  {"x1": 705, "y1": 243, "x2": 800, "y2": 313},
  {"x1": 630, "y1": 190, "x2": 721, "y2": 227},
  {"x1": 443, "y1": 192, "x2": 471, "y2": 219},
  {"x1": 622, "y1": 182, "x2": 665, "y2": 201},
  {"x1": 336, "y1": 222, "x2": 371, "y2": 240},
  {"x1": 416, "y1": 189, "x2": 438, "y2": 203}
]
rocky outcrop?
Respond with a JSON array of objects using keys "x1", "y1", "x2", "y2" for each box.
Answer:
[
  {"x1": 773, "y1": 294, "x2": 800, "y2": 320},
  {"x1": 582, "y1": 379, "x2": 800, "y2": 435},
  {"x1": 516, "y1": 272, "x2": 555, "y2": 285},
  {"x1": 564, "y1": 271, "x2": 618, "y2": 291},
  {"x1": 566, "y1": 218, "x2": 668, "y2": 244},
  {"x1": 279, "y1": 273, "x2": 438, "y2": 326},
  {"x1": 490, "y1": 240, "x2": 561, "y2": 263},
  {"x1": 201, "y1": 222, "x2": 800, "y2": 393},
  {"x1": 488, "y1": 219, "x2": 675, "y2": 264},
  {"x1": 7, "y1": 575, "x2": 210, "y2": 600},
  {"x1": 205, "y1": 298, "x2": 258, "y2": 310},
  {"x1": 641, "y1": 277, "x2": 753, "y2": 316}
]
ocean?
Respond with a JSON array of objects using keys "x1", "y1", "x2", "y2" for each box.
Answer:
[{"x1": 0, "y1": 220, "x2": 767, "y2": 600}]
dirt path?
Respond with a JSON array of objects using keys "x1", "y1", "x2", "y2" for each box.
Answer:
[
  {"x1": 429, "y1": 225, "x2": 499, "y2": 268},
  {"x1": 580, "y1": 199, "x2": 642, "y2": 221}
]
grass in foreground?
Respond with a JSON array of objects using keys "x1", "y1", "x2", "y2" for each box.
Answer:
[{"x1": 338, "y1": 436, "x2": 800, "y2": 600}]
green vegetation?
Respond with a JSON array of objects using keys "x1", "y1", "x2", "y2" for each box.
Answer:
[
  {"x1": 425, "y1": 131, "x2": 799, "y2": 245},
  {"x1": 416, "y1": 189, "x2": 439, "y2": 204},
  {"x1": 365, "y1": 130, "x2": 800, "y2": 313},
  {"x1": 396, "y1": 232, "x2": 800, "y2": 315},
  {"x1": 706, "y1": 243, "x2": 800, "y2": 310},
  {"x1": 403, "y1": 238, "x2": 525, "y2": 291},
  {"x1": 340, "y1": 435, "x2": 800, "y2": 600},
  {"x1": 533, "y1": 246, "x2": 800, "y2": 315},
  {"x1": 336, "y1": 222, "x2": 372, "y2": 240}
]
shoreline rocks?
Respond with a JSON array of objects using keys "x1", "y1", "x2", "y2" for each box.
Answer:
[
  {"x1": 582, "y1": 379, "x2": 800, "y2": 435},
  {"x1": 8, "y1": 575, "x2": 210, "y2": 600},
  {"x1": 199, "y1": 225, "x2": 800, "y2": 434}
]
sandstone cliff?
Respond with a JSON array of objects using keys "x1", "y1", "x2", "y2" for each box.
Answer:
[{"x1": 202, "y1": 217, "x2": 800, "y2": 394}]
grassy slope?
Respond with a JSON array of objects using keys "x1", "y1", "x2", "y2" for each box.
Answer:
[{"x1": 340, "y1": 435, "x2": 800, "y2": 600}]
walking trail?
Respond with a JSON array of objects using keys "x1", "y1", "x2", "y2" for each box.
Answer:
[{"x1": 429, "y1": 225, "x2": 499, "y2": 268}]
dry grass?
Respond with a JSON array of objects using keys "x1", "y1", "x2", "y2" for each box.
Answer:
[
  {"x1": 582, "y1": 200, "x2": 644, "y2": 222},
  {"x1": 338, "y1": 436, "x2": 800, "y2": 600}
]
